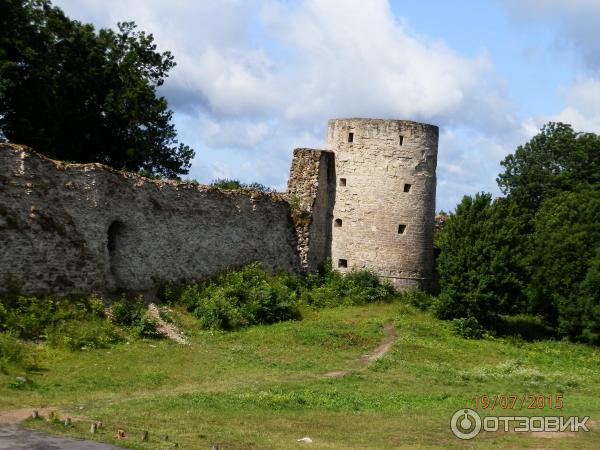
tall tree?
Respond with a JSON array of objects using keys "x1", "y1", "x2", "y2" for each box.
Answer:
[
  {"x1": 497, "y1": 122, "x2": 600, "y2": 213},
  {"x1": 0, "y1": 0, "x2": 194, "y2": 178},
  {"x1": 434, "y1": 193, "x2": 529, "y2": 326}
]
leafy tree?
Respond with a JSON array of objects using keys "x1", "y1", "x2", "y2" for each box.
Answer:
[
  {"x1": 433, "y1": 193, "x2": 528, "y2": 326},
  {"x1": 0, "y1": 0, "x2": 194, "y2": 178},
  {"x1": 497, "y1": 122, "x2": 600, "y2": 213},
  {"x1": 528, "y1": 188, "x2": 600, "y2": 342}
]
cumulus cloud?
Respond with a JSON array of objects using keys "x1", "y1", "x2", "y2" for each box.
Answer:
[{"x1": 54, "y1": 0, "x2": 523, "y2": 211}]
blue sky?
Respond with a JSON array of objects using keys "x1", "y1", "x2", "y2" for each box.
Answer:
[{"x1": 54, "y1": 0, "x2": 600, "y2": 212}]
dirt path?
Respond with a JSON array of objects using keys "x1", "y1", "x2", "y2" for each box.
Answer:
[
  {"x1": 322, "y1": 323, "x2": 398, "y2": 378},
  {"x1": 147, "y1": 303, "x2": 188, "y2": 345}
]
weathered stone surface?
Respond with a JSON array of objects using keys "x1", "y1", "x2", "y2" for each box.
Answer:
[
  {"x1": 287, "y1": 148, "x2": 335, "y2": 272},
  {"x1": 326, "y1": 119, "x2": 438, "y2": 290},
  {"x1": 1, "y1": 117, "x2": 438, "y2": 296},
  {"x1": 0, "y1": 144, "x2": 301, "y2": 296}
]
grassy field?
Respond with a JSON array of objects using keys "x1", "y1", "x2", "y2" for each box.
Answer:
[{"x1": 2, "y1": 301, "x2": 600, "y2": 449}]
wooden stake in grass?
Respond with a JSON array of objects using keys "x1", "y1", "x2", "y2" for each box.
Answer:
[
  {"x1": 141, "y1": 431, "x2": 149, "y2": 441},
  {"x1": 116, "y1": 429, "x2": 125, "y2": 440},
  {"x1": 64, "y1": 418, "x2": 71, "y2": 427},
  {"x1": 90, "y1": 423, "x2": 97, "y2": 434},
  {"x1": 96, "y1": 421, "x2": 103, "y2": 429},
  {"x1": 31, "y1": 411, "x2": 39, "y2": 419},
  {"x1": 162, "y1": 434, "x2": 169, "y2": 441}
]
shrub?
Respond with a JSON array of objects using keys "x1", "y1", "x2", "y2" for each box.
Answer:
[
  {"x1": 110, "y1": 296, "x2": 160, "y2": 338},
  {"x1": 46, "y1": 319, "x2": 121, "y2": 350},
  {"x1": 450, "y1": 317, "x2": 487, "y2": 339},
  {"x1": 0, "y1": 294, "x2": 106, "y2": 340},
  {"x1": 180, "y1": 263, "x2": 301, "y2": 331},
  {"x1": 0, "y1": 332, "x2": 27, "y2": 366},
  {"x1": 303, "y1": 260, "x2": 394, "y2": 307},
  {"x1": 400, "y1": 291, "x2": 433, "y2": 311}
]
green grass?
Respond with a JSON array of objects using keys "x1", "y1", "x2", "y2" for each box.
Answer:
[{"x1": 2, "y1": 302, "x2": 600, "y2": 449}]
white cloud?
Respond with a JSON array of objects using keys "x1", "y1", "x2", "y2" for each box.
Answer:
[
  {"x1": 54, "y1": 0, "x2": 523, "y2": 211},
  {"x1": 546, "y1": 78, "x2": 600, "y2": 133}
]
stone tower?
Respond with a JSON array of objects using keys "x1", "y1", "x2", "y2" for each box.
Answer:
[{"x1": 327, "y1": 119, "x2": 438, "y2": 290}]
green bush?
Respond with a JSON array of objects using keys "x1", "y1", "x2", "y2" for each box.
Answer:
[
  {"x1": 400, "y1": 291, "x2": 434, "y2": 311},
  {"x1": 0, "y1": 295, "x2": 105, "y2": 340},
  {"x1": 0, "y1": 332, "x2": 27, "y2": 366},
  {"x1": 180, "y1": 263, "x2": 301, "y2": 331},
  {"x1": 46, "y1": 319, "x2": 121, "y2": 350},
  {"x1": 303, "y1": 260, "x2": 394, "y2": 307},
  {"x1": 450, "y1": 317, "x2": 487, "y2": 339},
  {"x1": 110, "y1": 296, "x2": 160, "y2": 338}
]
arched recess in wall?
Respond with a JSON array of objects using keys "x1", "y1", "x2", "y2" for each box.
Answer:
[{"x1": 107, "y1": 220, "x2": 127, "y2": 289}]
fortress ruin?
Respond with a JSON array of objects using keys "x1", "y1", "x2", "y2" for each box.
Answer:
[{"x1": 0, "y1": 119, "x2": 438, "y2": 296}]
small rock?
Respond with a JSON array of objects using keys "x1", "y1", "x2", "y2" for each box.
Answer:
[{"x1": 297, "y1": 436, "x2": 313, "y2": 443}]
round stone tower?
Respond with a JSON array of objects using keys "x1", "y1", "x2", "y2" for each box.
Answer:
[{"x1": 327, "y1": 119, "x2": 439, "y2": 290}]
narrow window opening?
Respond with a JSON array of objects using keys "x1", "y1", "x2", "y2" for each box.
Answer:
[
  {"x1": 399, "y1": 135, "x2": 404, "y2": 145},
  {"x1": 403, "y1": 183, "x2": 412, "y2": 193},
  {"x1": 398, "y1": 224, "x2": 407, "y2": 234},
  {"x1": 334, "y1": 218, "x2": 342, "y2": 227},
  {"x1": 348, "y1": 132, "x2": 354, "y2": 143},
  {"x1": 339, "y1": 178, "x2": 347, "y2": 186},
  {"x1": 338, "y1": 259, "x2": 348, "y2": 268}
]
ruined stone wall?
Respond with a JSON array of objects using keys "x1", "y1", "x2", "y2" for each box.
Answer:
[
  {"x1": 0, "y1": 144, "x2": 301, "y2": 296},
  {"x1": 327, "y1": 119, "x2": 438, "y2": 290},
  {"x1": 287, "y1": 149, "x2": 335, "y2": 272}
]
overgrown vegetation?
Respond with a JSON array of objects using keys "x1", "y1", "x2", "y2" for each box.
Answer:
[
  {"x1": 0, "y1": 293, "x2": 163, "y2": 355},
  {"x1": 435, "y1": 122, "x2": 600, "y2": 343},
  {"x1": 172, "y1": 261, "x2": 394, "y2": 331},
  {"x1": 302, "y1": 260, "x2": 395, "y2": 307},
  {"x1": 110, "y1": 296, "x2": 161, "y2": 338},
  {"x1": 210, "y1": 178, "x2": 275, "y2": 193}
]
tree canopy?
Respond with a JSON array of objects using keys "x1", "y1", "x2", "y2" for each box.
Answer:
[
  {"x1": 0, "y1": 0, "x2": 194, "y2": 178},
  {"x1": 497, "y1": 122, "x2": 600, "y2": 213},
  {"x1": 437, "y1": 121, "x2": 600, "y2": 343}
]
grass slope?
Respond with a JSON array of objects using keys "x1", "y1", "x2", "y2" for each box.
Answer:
[{"x1": 2, "y1": 302, "x2": 600, "y2": 449}]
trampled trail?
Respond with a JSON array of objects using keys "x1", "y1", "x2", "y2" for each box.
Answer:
[{"x1": 322, "y1": 323, "x2": 398, "y2": 378}]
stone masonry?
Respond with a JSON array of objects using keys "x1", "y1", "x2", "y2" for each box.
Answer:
[
  {"x1": 0, "y1": 144, "x2": 300, "y2": 296},
  {"x1": 0, "y1": 118, "x2": 438, "y2": 296},
  {"x1": 287, "y1": 119, "x2": 439, "y2": 290}
]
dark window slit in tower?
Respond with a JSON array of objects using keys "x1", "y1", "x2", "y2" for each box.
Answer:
[
  {"x1": 399, "y1": 135, "x2": 404, "y2": 145},
  {"x1": 404, "y1": 183, "x2": 412, "y2": 193},
  {"x1": 348, "y1": 132, "x2": 354, "y2": 143},
  {"x1": 398, "y1": 224, "x2": 407, "y2": 234},
  {"x1": 338, "y1": 259, "x2": 348, "y2": 268},
  {"x1": 334, "y1": 218, "x2": 342, "y2": 227},
  {"x1": 339, "y1": 178, "x2": 346, "y2": 186}
]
